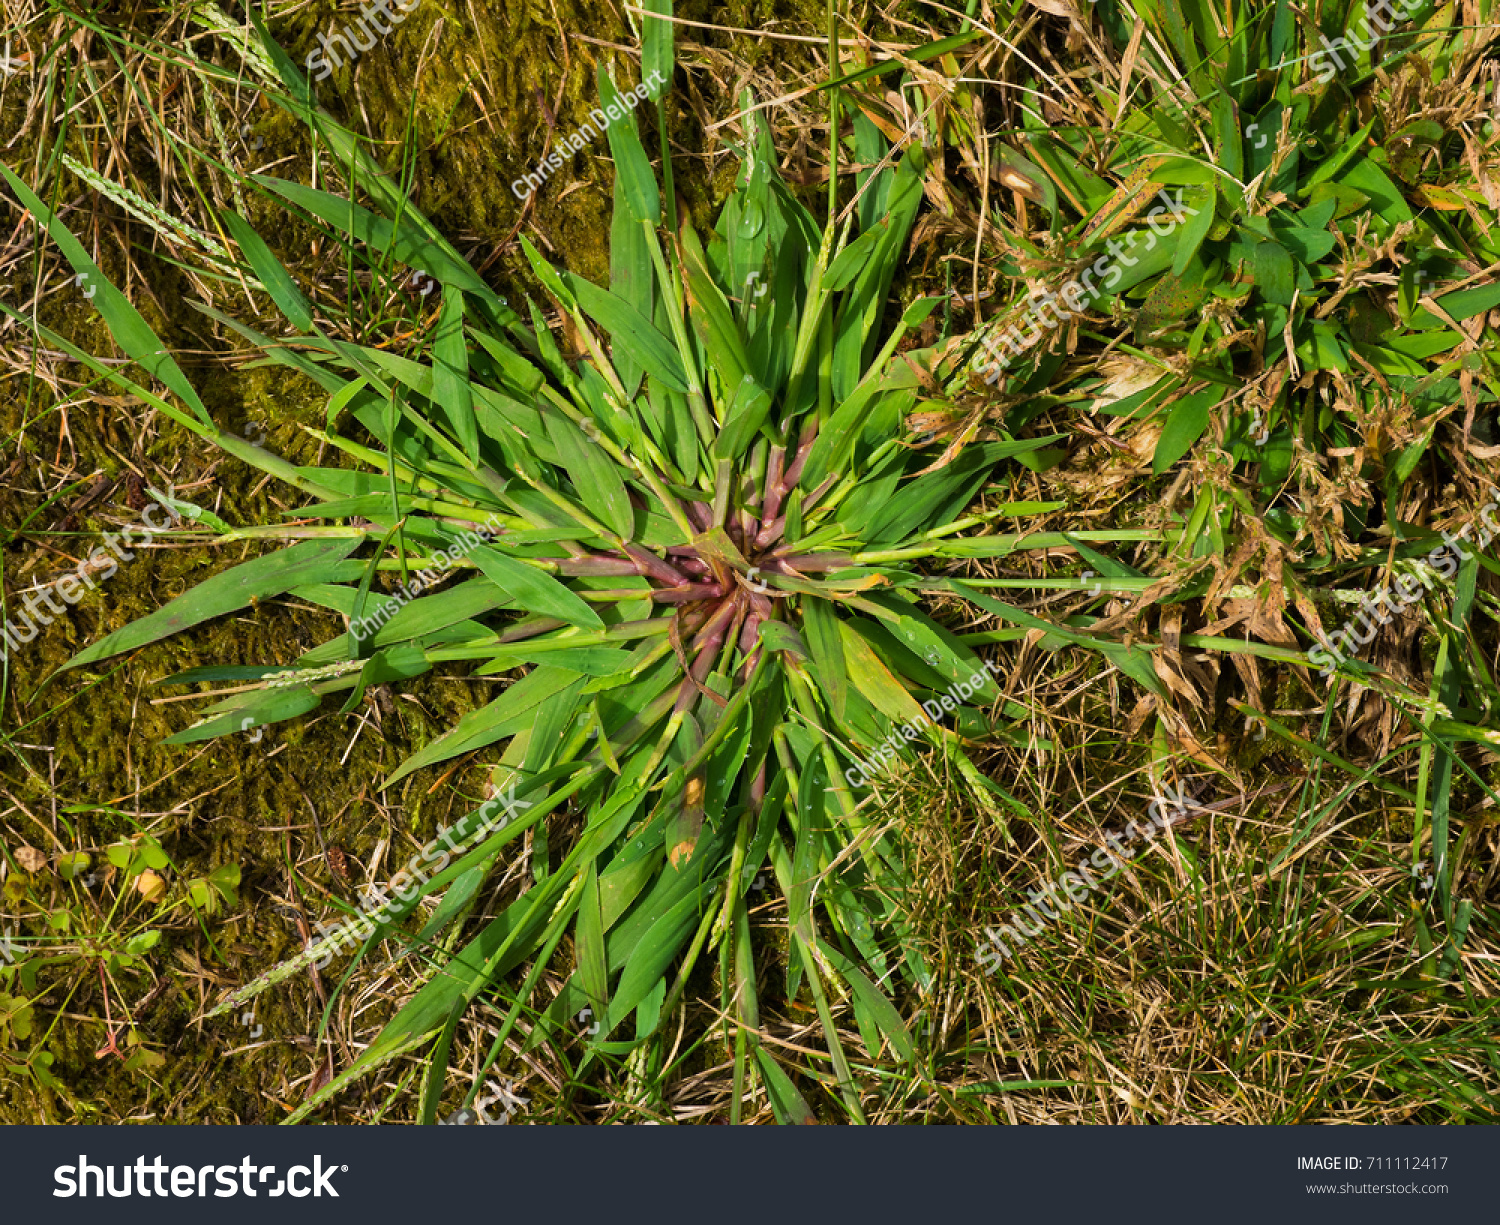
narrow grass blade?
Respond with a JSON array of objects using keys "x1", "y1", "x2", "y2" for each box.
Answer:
[
  {"x1": 1, "y1": 165, "x2": 214, "y2": 428},
  {"x1": 63, "y1": 538, "x2": 361, "y2": 671},
  {"x1": 433, "y1": 284, "x2": 479, "y2": 463}
]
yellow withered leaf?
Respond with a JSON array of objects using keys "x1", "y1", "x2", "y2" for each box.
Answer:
[
  {"x1": 1079, "y1": 156, "x2": 1169, "y2": 246},
  {"x1": 668, "y1": 775, "x2": 706, "y2": 870}
]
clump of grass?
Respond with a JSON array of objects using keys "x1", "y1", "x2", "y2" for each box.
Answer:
[{"x1": 0, "y1": 8, "x2": 1137, "y2": 1123}]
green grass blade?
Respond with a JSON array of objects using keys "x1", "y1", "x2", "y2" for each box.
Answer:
[
  {"x1": 220, "y1": 208, "x2": 316, "y2": 332},
  {"x1": 63, "y1": 538, "x2": 361, "y2": 671},
  {"x1": 433, "y1": 284, "x2": 479, "y2": 463},
  {"x1": 563, "y1": 273, "x2": 688, "y2": 392},
  {"x1": 383, "y1": 667, "x2": 585, "y2": 786},
  {"x1": 639, "y1": 0, "x2": 674, "y2": 105},
  {"x1": 468, "y1": 544, "x2": 605, "y2": 629},
  {"x1": 546, "y1": 413, "x2": 635, "y2": 539},
  {"x1": 598, "y1": 64, "x2": 662, "y2": 225},
  {"x1": 1, "y1": 165, "x2": 215, "y2": 428}
]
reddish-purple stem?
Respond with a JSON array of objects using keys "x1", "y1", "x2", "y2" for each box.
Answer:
[
  {"x1": 773, "y1": 552, "x2": 853, "y2": 573},
  {"x1": 753, "y1": 516, "x2": 785, "y2": 551},
  {"x1": 689, "y1": 599, "x2": 737, "y2": 657},
  {"x1": 651, "y1": 583, "x2": 726, "y2": 604},
  {"x1": 736, "y1": 643, "x2": 762, "y2": 688},
  {"x1": 737, "y1": 607, "x2": 763, "y2": 656},
  {"x1": 671, "y1": 675, "x2": 699, "y2": 715},
  {"x1": 685, "y1": 499, "x2": 713, "y2": 532},
  {"x1": 682, "y1": 617, "x2": 732, "y2": 708},
  {"x1": 624, "y1": 544, "x2": 690, "y2": 586},
  {"x1": 762, "y1": 446, "x2": 786, "y2": 524},
  {"x1": 676, "y1": 604, "x2": 712, "y2": 638},
  {"x1": 801, "y1": 472, "x2": 839, "y2": 511},
  {"x1": 556, "y1": 556, "x2": 639, "y2": 576},
  {"x1": 777, "y1": 421, "x2": 818, "y2": 495}
]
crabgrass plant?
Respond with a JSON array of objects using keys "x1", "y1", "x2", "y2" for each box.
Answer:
[{"x1": 0, "y1": 14, "x2": 1165, "y2": 1122}]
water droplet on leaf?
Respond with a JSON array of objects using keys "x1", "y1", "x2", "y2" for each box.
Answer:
[{"x1": 737, "y1": 201, "x2": 765, "y2": 239}]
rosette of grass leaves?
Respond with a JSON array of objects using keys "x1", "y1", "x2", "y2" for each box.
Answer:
[{"x1": 5, "y1": 30, "x2": 1117, "y2": 1122}]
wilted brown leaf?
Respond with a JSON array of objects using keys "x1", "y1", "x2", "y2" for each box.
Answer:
[
  {"x1": 136, "y1": 870, "x2": 167, "y2": 902},
  {"x1": 1024, "y1": 0, "x2": 1080, "y2": 17},
  {"x1": 14, "y1": 845, "x2": 47, "y2": 873}
]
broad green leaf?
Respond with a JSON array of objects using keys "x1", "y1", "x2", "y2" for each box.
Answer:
[
  {"x1": 601, "y1": 885, "x2": 700, "y2": 1034},
  {"x1": 165, "y1": 684, "x2": 323, "y2": 745},
  {"x1": 479, "y1": 645, "x2": 635, "y2": 676},
  {"x1": 850, "y1": 590, "x2": 999, "y2": 702},
  {"x1": 599, "y1": 65, "x2": 662, "y2": 224},
  {"x1": 678, "y1": 224, "x2": 758, "y2": 398},
  {"x1": 564, "y1": 274, "x2": 687, "y2": 391},
  {"x1": 714, "y1": 373, "x2": 776, "y2": 461},
  {"x1": 1334, "y1": 154, "x2": 1412, "y2": 224},
  {"x1": 469, "y1": 328, "x2": 546, "y2": 398},
  {"x1": 759, "y1": 621, "x2": 809, "y2": 658},
  {"x1": 831, "y1": 148, "x2": 925, "y2": 394},
  {"x1": 576, "y1": 862, "x2": 610, "y2": 1018},
  {"x1": 836, "y1": 621, "x2": 930, "y2": 729},
  {"x1": 1434, "y1": 281, "x2": 1500, "y2": 322},
  {"x1": 801, "y1": 597, "x2": 848, "y2": 721},
  {"x1": 823, "y1": 226, "x2": 886, "y2": 293},
  {"x1": 754, "y1": 1048, "x2": 818, "y2": 1124},
  {"x1": 358, "y1": 884, "x2": 560, "y2": 1066},
  {"x1": 467, "y1": 544, "x2": 604, "y2": 630},
  {"x1": 298, "y1": 577, "x2": 514, "y2": 664},
  {"x1": 545, "y1": 413, "x2": 634, "y2": 539},
  {"x1": 1169, "y1": 187, "x2": 1216, "y2": 277},
  {"x1": 1251, "y1": 239, "x2": 1295, "y2": 307},
  {"x1": 819, "y1": 941, "x2": 914, "y2": 1062},
  {"x1": 383, "y1": 666, "x2": 585, "y2": 786},
  {"x1": 606, "y1": 95, "x2": 656, "y2": 396},
  {"x1": 1152, "y1": 387, "x2": 1219, "y2": 474}
]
